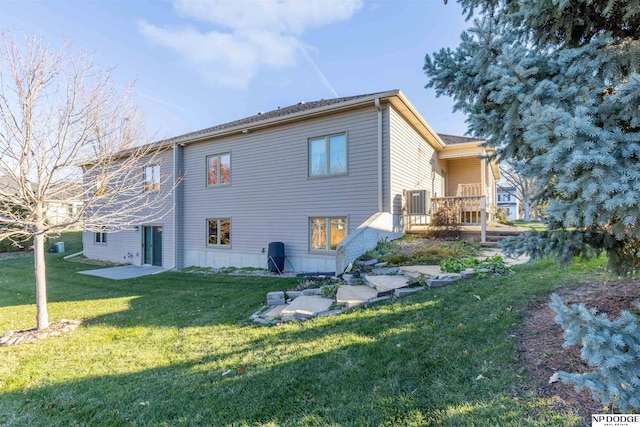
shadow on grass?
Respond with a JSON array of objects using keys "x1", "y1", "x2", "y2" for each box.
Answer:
[
  {"x1": 0, "y1": 252, "x2": 298, "y2": 325},
  {"x1": 0, "y1": 257, "x2": 592, "y2": 425},
  {"x1": 0, "y1": 300, "x2": 575, "y2": 426}
]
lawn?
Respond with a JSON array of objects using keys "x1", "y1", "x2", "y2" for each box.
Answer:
[
  {"x1": 0, "y1": 232, "x2": 607, "y2": 426},
  {"x1": 512, "y1": 220, "x2": 546, "y2": 232}
]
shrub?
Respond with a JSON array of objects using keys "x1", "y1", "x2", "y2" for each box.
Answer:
[
  {"x1": 439, "y1": 255, "x2": 512, "y2": 277},
  {"x1": 426, "y1": 199, "x2": 462, "y2": 240},
  {"x1": 320, "y1": 283, "x2": 341, "y2": 298},
  {"x1": 440, "y1": 257, "x2": 481, "y2": 273},
  {"x1": 495, "y1": 208, "x2": 515, "y2": 226},
  {"x1": 550, "y1": 294, "x2": 640, "y2": 412}
]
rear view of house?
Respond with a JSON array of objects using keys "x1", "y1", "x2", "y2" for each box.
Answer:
[{"x1": 83, "y1": 90, "x2": 499, "y2": 274}]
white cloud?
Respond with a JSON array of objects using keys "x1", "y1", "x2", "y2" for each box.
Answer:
[{"x1": 140, "y1": 0, "x2": 363, "y2": 88}]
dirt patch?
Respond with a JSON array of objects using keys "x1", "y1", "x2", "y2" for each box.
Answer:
[{"x1": 517, "y1": 279, "x2": 640, "y2": 422}]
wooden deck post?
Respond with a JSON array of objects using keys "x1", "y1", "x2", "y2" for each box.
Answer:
[{"x1": 480, "y1": 196, "x2": 487, "y2": 243}]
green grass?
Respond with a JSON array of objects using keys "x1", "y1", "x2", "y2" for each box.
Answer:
[
  {"x1": 0, "y1": 232, "x2": 608, "y2": 426},
  {"x1": 513, "y1": 220, "x2": 546, "y2": 232}
]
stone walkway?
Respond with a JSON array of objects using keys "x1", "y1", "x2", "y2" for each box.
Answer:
[{"x1": 251, "y1": 249, "x2": 530, "y2": 324}]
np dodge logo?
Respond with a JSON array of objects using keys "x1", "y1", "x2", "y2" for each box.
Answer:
[{"x1": 592, "y1": 414, "x2": 640, "y2": 427}]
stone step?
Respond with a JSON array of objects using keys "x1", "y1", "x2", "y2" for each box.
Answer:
[
  {"x1": 399, "y1": 265, "x2": 442, "y2": 278},
  {"x1": 263, "y1": 304, "x2": 289, "y2": 320},
  {"x1": 364, "y1": 275, "x2": 410, "y2": 292},
  {"x1": 281, "y1": 296, "x2": 334, "y2": 317},
  {"x1": 336, "y1": 285, "x2": 380, "y2": 306}
]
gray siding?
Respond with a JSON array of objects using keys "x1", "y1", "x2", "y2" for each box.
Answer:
[
  {"x1": 82, "y1": 149, "x2": 176, "y2": 267},
  {"x1": 181, "y1": 107, "x2": 380, "y2": 272},
  {"x1": 388, "y1": 106, "x2": 442, "y2": 221}
]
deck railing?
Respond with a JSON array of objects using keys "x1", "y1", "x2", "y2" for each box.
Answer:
[
  {"x1": 402, "y1": 195, "x2": 493, "y2": 242},
  {"x1": 432, "y1": 196, "x2": 485, "y2": 225}
]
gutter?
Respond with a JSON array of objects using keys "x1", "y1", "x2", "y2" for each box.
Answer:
[
  {"x1": 169, "y1": 90, "x2": 401, "y2": 147},
  {"x1": 375, "y1": 98, "x2": 383, "y2": 212}
]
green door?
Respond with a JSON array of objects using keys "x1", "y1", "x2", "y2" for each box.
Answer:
[{"x1": 143, "y1": 226, "x2": 162, "y2": 266}]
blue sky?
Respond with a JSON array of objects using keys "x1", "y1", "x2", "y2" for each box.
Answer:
[{"x1": 1, "y1": 0, "x2": 472, "y2": 140}]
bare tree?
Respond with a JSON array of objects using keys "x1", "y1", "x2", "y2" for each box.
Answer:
[
  {"x1": 499, "y1": 160, "x2": 540, "y2": 221},
  {"x1": 0, "y1": 32, "x2": 174, "y2": 330}
]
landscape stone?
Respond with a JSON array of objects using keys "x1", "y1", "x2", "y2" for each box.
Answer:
[
  {"x1": 461, "y1": 269, "x2": 475, "y2": 279},
  {"x1": 394, "y1": 287, "x2": 425, "y2": 298},
  {"x1": 266, "y1": 291, "x2": 285, "y2": 306},
  {"x1": 302, "y1": 288, "x2": 321, "y2": 296},
  {"x1": 400, "y1": 265, "x2": 442, "y2": 278},
  {"x1": 371, "y1": 267, "x2": 400, "y2": 275},
  {"x1": 286, "y1": 290, "x2": 303, "y2": 300},
  {"x1": 437, "y1": 273, "x2": 462, "y2": 281},
  {"x1": 367, "y1": 296, "x2": 391, "y2": 304},
  {"x1": 281, "y1": 296, "x2": 334, "y2": 317},
  {"x1": 336, "y1": 285, "x2": 379, "y2": 305},
  {"x1": 373, "y1": 262, "x2": 388, "y2": 268},
  {"x1": 263, "y1": 304, "x2": 289, "y2": 320},
  {"x1": 359, "y1": 258, "x2": 379, "y2": 266},
  {"x1": 365, "y1": 274, "x2": 410, "y2": 292},
  {"x1": 342, "y1": 274, "x2": 354, "y2": 284},
  {"x1": 428, "y1": 278, "x2": 454, "y2": 288},
  {"x1": 346, "y1": 300, "x2": 367, "y2": 309}
]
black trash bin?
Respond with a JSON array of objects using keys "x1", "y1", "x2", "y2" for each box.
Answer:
[{"x1": 267, "y1": 242, "x2": 285, "y2": 273}]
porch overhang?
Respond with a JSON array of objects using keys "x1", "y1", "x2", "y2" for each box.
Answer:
[{"x1": 440, "y1": 142, "x2": 500, "y2": 180}]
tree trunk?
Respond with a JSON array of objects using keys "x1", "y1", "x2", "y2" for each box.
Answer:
[
  {"x1": 34, "y1": 233, "x2": 49, "y2": 330},
  {"x1": 523, "y1": 198, "x2": 531, "y2": 222}
]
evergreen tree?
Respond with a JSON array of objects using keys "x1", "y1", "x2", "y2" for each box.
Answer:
[
  {"x1": 424, "y1": 0, "x2": 640, "y2": 273},
  {"x1": 549, "y1": 294, "x2": 640, "y2": 412}
]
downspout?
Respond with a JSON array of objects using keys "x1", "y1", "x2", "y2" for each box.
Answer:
[
  {"x1": 172, "y1": 142, "x2": 179, "y2": 270},
  {"x1": 375, "y1": 98, "x2": 383, "y2": 212}
]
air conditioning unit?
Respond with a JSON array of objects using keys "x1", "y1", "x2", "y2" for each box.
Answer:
[{"x1": 404, "y1": 189, "x2": 431, "y2": 215}]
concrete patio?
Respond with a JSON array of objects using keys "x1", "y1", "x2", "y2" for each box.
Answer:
[{"x1": 78, "y1": 265, "x2": 169, "y2": 280}]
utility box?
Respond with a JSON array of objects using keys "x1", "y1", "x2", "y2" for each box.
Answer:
[
  {"x1": 54, "y1": 242, "x2": 65, "y2": 253},
  {"x1": 404, "y1": 190, "x2": 431, "y2": 215}
]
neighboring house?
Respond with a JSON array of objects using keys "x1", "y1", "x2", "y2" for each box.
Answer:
[
  {"x1": 0, "y1": 176, "x2": 83, "y2": 227},
  {"x1": 497, "y1": 186, "x2": 520, "y2": 221},
  {"x1": 82, "y1": 90, "x2": 499, "y2": 274},
  {"x1": 44, "y1": 183, "x2": 84, "y2": 227}
]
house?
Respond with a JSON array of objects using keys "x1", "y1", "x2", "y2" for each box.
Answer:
[
  {"x1": 497, "y1": 186, "x2": 520, "y2": 221},
  {"x1": 0, "y1": 176, "x2": 83, "y2": 227},
  {"x1": 44, "y1": 183, "x2": 84, "y2": 227},
  {"x1": 82, "y1": 90, "x2": 499, "y2": 274}
]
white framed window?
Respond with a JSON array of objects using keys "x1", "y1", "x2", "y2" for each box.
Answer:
[
  {"x1": 309, "y1": 217, "x2": 347, "y2": 251},
  {"x1": 207, "y1": 218, "x2": 231, "y2": 246},
  {"x1": 206, "y1": 153, "x2": 231, "y2": 186},
  {"x1": 144, "y1": 165, "x2": 161, "y2": 192},
  {"x1": 95, "y1": 227, "x2": 107, "y2": 244},
  {"x1": 95, "y1": 177, "x2": 107, "y2": 196},
  {"x1": 308, "y1": 133, "x2": 347, "y2": 177}
]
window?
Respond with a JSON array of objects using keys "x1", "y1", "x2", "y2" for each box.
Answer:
[
  {"x1": 144, "y1": 165, "x2": 161, "y2": 192},
  {"x1": 207, "y1": 153, "x2": 231, "y2": 186},
  {"x1": 207, "y1": 218, "x2": 231, "y2": 246},
  {"x1": 95, "y1": 177, "x2": 107, "y2": 196},
  {"x1": 95, "y1": 227, "x2": 107, "y2": 244},
  {"x1": 309, "y1": 217, "x2": 347, "y2": 251},
  {"x1": 309, "y1": 133, "x2": 347, "y2": 176},
  {"x1": 498, "y1": 193, "x2": 511, "y2": 202}
]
